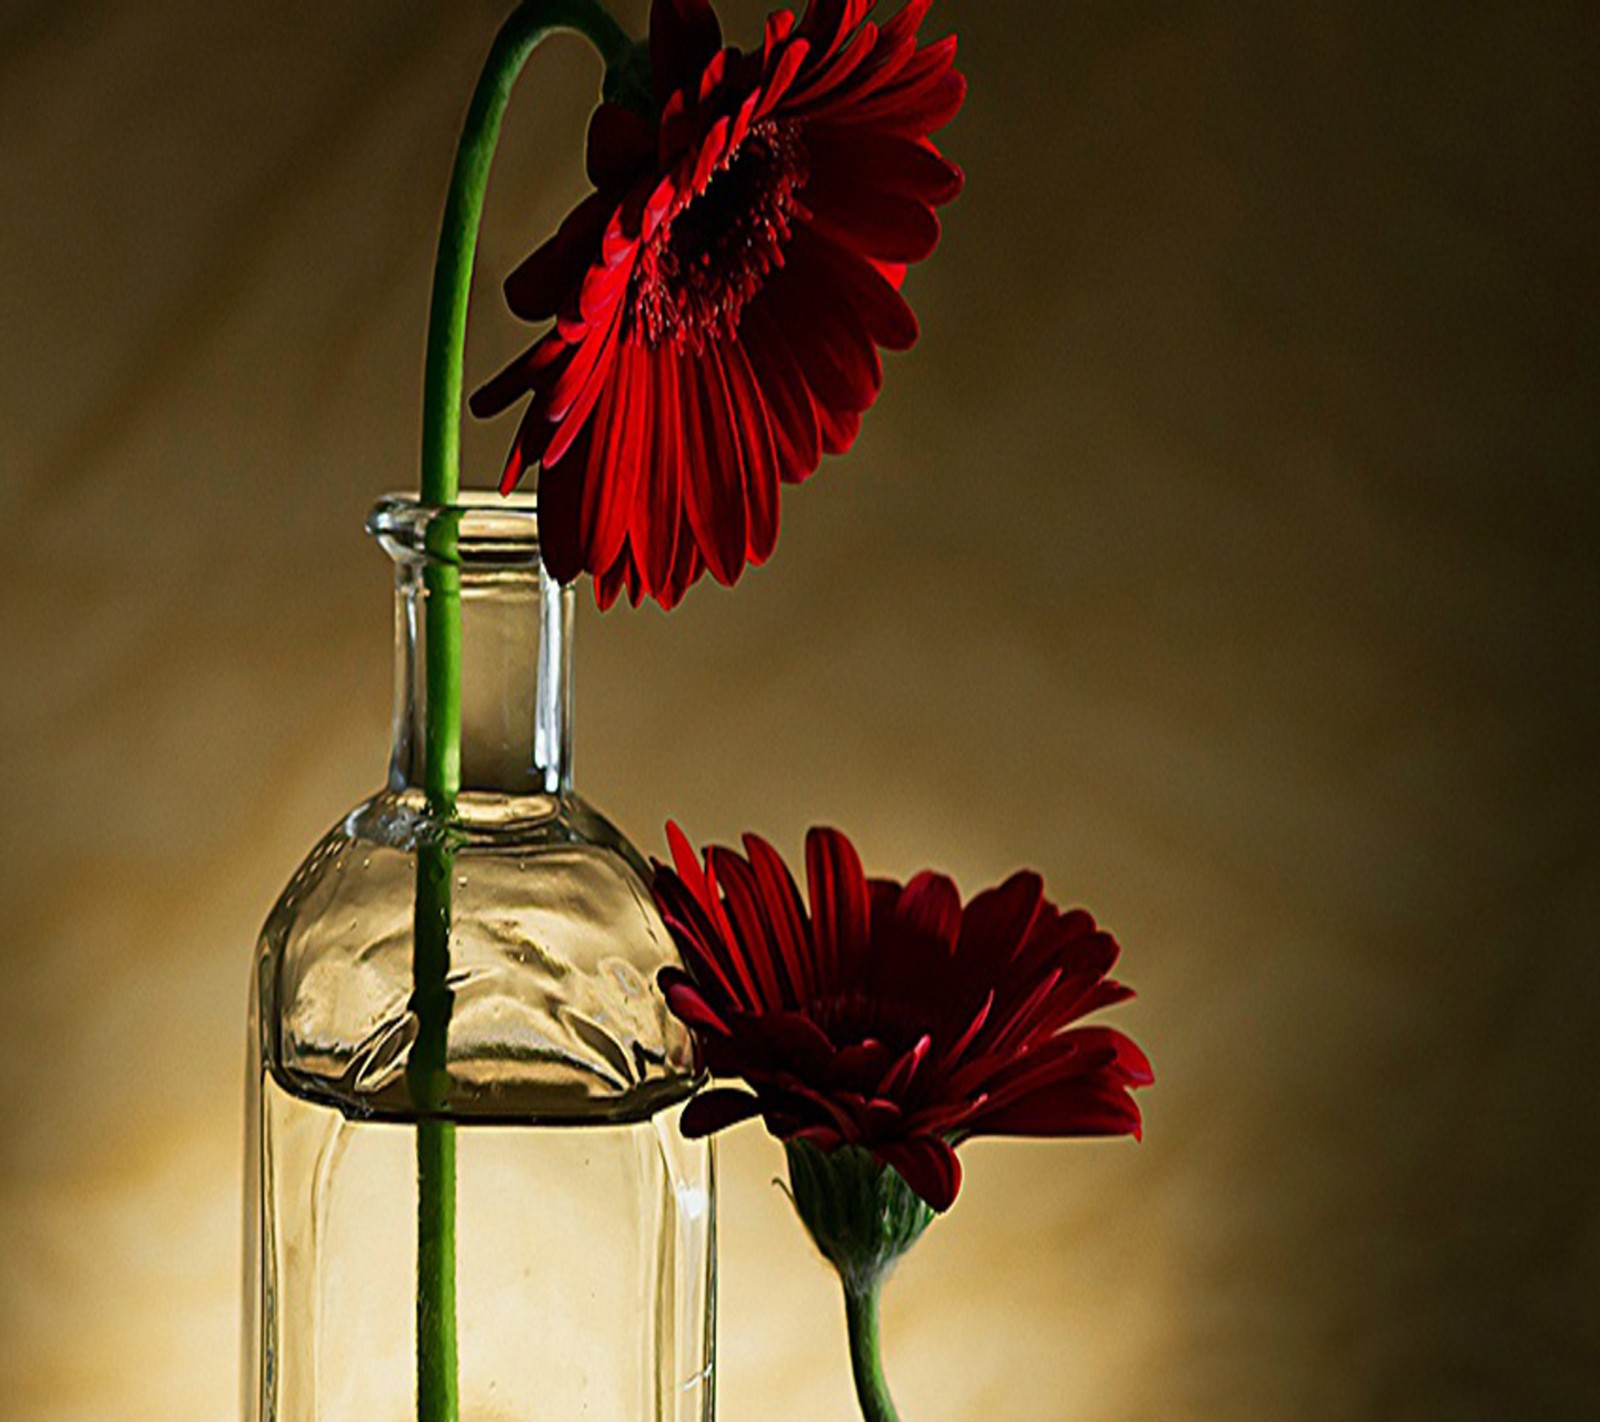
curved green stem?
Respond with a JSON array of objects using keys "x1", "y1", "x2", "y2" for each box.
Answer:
[
  {"x1": 845, "y1": 1282, "x2": 902, "y2": 1422},
  {"x1": 421, "y1": 0, "x2": 632, "y2": 507},
  {"x1": 412, "y1": 5, "x2": 633, "y2": 1421}
]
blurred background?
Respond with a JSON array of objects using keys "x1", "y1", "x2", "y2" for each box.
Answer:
[{"x1": 3, "y1": 0, "x2": 1598, "y2": 1417}]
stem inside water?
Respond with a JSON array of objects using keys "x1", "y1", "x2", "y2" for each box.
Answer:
[{"x1": 413, "y1": 4, "x2": 633, "y2": 1420}]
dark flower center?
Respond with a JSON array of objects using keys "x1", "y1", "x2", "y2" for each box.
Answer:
[
  {"x1": 630, "y1": 119, "x2": 808, "y2": 351},
  {"x1": 820, "y1": 988, "x2": 941, "y2": 1056}
]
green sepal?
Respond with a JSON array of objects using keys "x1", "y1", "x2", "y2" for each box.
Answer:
[{"x1": 785, "y1": 1142, "x2": 936, "y2": 1294}]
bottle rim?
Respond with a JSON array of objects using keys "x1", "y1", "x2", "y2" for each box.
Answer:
[{"x1": 367, "y1": 491, "x2": 543, "y2": 568}]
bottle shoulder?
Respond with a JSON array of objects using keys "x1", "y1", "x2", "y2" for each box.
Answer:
[{"x1": 256, "y1": 788, "x2": 697, "y2": 1125}]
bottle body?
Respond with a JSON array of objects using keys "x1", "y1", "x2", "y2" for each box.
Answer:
[
  {"x1": 243, "y1": 497, "x2": 714, "y2": 1421},
  {"x1": 248, "y1": 1042, "x2": 713, "y2": 1422}
]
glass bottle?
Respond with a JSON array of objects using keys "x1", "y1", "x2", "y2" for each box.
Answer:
[{"x1": 243, "y1": 494, "x2": 714, "y2": 1422}]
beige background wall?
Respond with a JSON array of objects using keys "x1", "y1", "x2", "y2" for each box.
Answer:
[{"x1": 3, "y1": 1, "x2": 1597, "y2": 1418}]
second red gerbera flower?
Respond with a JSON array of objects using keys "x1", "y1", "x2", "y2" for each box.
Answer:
[
  {"x1": 653, "y1": 824, "x2": 1153, "y2": 1212},
  {"x1": 472, "y1": 0, "x2": 965, "y2": 608}
]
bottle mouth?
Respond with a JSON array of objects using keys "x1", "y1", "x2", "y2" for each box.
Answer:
[{"x1": 368, "y1": 492, "x2": 541, "y2": 568}]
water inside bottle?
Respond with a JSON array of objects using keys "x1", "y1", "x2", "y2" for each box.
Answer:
[{"x1": 251, "y1": 1067, "x2": 714, "y2": 1422}]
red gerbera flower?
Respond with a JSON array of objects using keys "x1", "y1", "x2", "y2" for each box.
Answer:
[
  {"x1": 652, "y1": 824, "x2": 1154, "y2": 1212},
  {"x1": 471, "y1": 0, "x2": 965, "y2": 609}
]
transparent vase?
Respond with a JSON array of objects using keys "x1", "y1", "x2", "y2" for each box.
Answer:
[{"x1": 243, "y1": 494, "x2": 714, "y2": 1422}]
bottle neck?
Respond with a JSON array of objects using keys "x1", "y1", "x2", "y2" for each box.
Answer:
[{"x1": 390, "y1": 558, "x2": 573, "y2": 798}]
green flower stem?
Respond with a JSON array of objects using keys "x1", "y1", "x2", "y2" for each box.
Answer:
[
  {"x1": 420, "y1": 0, "x2": 633, "y2": 509},
  {"x1": 844, "y1": 1281, "x2": 901, "y2": 1422},
  {"x1": 784, "y1": 1143, "x2": 934, "y2": 1422},
  {"x1": 415, "y1": 1095, "x2": 459, "y2": 1422},
  {"x1": 410, "y1": 823, "x2": 458, "y2": 1422},
  {"x1": 413, "y1": 5, "x2": 634, "y2": 1421}
]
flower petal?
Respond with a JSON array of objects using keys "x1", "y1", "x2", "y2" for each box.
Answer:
[
  {"x1": 895, "y1": 871, "x2": 963, "y2": 953},
  {"x1": 757, "y1": 1011, "x2": 838, "y2": 1075},
  {"x1": 659, "y1": 970, "x2": 731, "y2": 1037},
  {"x1": 587, "y1": 103, "x2": 657, "y2": 188},
  {"x1": 651, "y1": 0, "x2": 723, "y2": 106},
  {"x1": 762, "y1": 262, "x2": 882, "y2": 414},
  {"x1": 878, "y1": 1033, "x2": 932, "y2": 1099},
  {"x1": 966, "y1": 1081, "x2": 1145, "y2": 1142},
  {"x1": 815, "y1": 404, "x2": 861, "y2": 456},
  {"x1": 740, "y1": 300, "x2": 823, "y2": 483},
  {"x1": 709, "y1": 846, "x2": 787, "y2": 1011},
  {"x1": 632, "y1": 345, "x2": 686, "y2": 595},
  {"x1": 978, "y1": 1029, "x2": 1155, "y2": 1119},
  {"x1": 654, "y1": 873, "x2": 745, "y2": 1010},
  {"x1": 681, "y1": 1087, "x2": 764, "y2": 1137},
  {"x1": 806, "y1": 124, "x2": 964, "y2": 206},
  {"x1": 742, "y1": 832, "x2": 814, "y2": 1007},
  {"x1": 954, "y1": 870, "x2": 1045, "y2": 983},
  {"x1": 471, "y1": 331, "x2": 566, "y2": 421},
  {"x1": 534, "y1": 436, "x2": 586, "y2": 585},
  {"x1": 666, "y1": 820, "x2": 710, "y2": 901},
  {"x1": 784, "y1": 16, "x2": 878, "y2": 110},
  {"x1": 878, "y1": 1136, "x2": 961, "y2": 1212},
  {"x1": 715, "y1": 338, "x2": 781, "y2": 563},
  {"x1": 503, "y1": 192, "x2": 613, "y2": 322},
  {"x1": 806, "y1": 827, "x2": 870, "y2": 991},
  {"x1": 755, "y1": 34, "x2": 811, "y2": 120},
  {"x1": 787, "y1": 227, "x2": 919, "y2": 351},
  {"x1": 681, "y1": 347, "x2": 749, "y2": 586},
  {"x1": 498, "y1": 394, "x2": 559, "y2": 497},
  {"x1": 576, "y1": 343, "x2": 646, "y2": 574},
  {"x1": 803, "y1": 169, "x2": 943, "y2": 264},
  {"x1": 797, "y1": 0, "x2": 872, "y2": 59}
]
